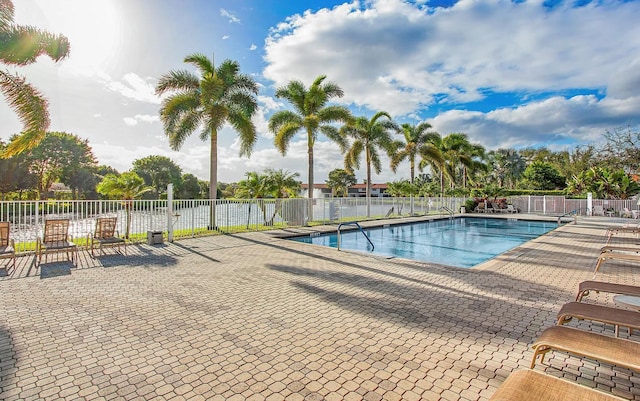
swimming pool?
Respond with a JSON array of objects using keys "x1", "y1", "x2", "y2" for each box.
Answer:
[{"x1": 291, "y1": 217, "x2": 557, "y2": 268}]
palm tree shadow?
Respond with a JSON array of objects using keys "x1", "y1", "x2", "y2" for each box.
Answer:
[
  {"x1": 0, "y1": 327, "x2": 16, "y2": 397},
  {"x1": 266, "y1": 263, "x2": 561, "y2": 343}
]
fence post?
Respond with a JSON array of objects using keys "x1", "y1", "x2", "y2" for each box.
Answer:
[{"x1": 167, "y1": 184, "x2": 174, "y2": 242}]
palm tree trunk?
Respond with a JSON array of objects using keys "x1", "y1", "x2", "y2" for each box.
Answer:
[
  {"x1": 307, "y1": 136, "x2": 314, "y2": 224},
  {"x1": 209, "y1": 129, "x2": 217, "y2": 229},
  {"x1": 409, "y1": 155, "x2": 415, "y2": 185},
  {"x1": 366, "y1": 149, "x2": 371, "y2": 218}
]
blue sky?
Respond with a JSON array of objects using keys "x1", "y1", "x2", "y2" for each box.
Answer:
[{"x1": 2, "y1": 0, "x2": 640, "y2": 185}]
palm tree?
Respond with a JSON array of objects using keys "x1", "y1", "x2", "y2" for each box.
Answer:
[
  {"x1": 0, "y1": 0, "x2": 70, "y2": 157},
  {"x1": 269, "y1": 75, "x2": 352, "y2": 222},
  {"x1": 419, "y1": 133, "x2": 448, "y2": 195},
  {"x1": 155, "y1": 53, "x2": 258, "y2": 228},
  {"x1": 441, "y1": 133, "x2": 485, "y2": 190},
  {"x1": 236, "y1": 169, "x2": 301, "y2": 226},
  {"x1": 390, "y1": 122, "x2": 438, "y2": 184},
  {"x1": 96, "y1": 172, "x2": 153, "y2": 239},
  {"x1": 342, "y1": 111, "x2": 398, "y2": 217},
  {"x1": 487, "y1": 148, "x2": 525, "y2": 188},
  {"x1": 265, "y1": 168, "x2": 301, "y2": 199},
  {"x1": 236, "y1": 171, "x2": 271, "y2": 228}
]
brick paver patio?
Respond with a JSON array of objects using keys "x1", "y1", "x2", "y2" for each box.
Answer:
[{"x1": 1, "y1": 215, "x2": 639, "y2": 400}]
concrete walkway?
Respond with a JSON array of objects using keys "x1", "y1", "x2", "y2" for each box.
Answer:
[{"x1": 1, "y1": 215, "x2": 639, "y2": 400}]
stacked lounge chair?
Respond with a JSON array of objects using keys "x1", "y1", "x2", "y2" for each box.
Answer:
[{"x1": 490, "y1": 280, "x2": 640, "y2": 400}]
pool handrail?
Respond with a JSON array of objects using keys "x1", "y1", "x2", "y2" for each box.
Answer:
[
  {"x1": 337, "y1": 222, "x2": 374, "y2": 251},
  {"x1": 440, "y1": 206, "x2": 454, "y2": 218}
]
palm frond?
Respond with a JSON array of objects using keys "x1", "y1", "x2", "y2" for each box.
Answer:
[
  {"x1": 390, "y1": 148, "x2": 408, "y2": 172},
  {"x1": 184, "y1": 53, "x2": 214, "y2": 75},
  {"x1": 370, "y1": 148, "x2": 382, "y2": 174},
  {"x1": 168, "y1": 109, "x2": 203, "y2": 151},
  {"x1": 159, "y1": 91, "x2": 200, "y2": 134},
  {"x1": 268, "y1": 110, "x2": 302, "y2": 135},
  {"x1": 316, "y1": 105, "x2": 353, "y2": 124},
  {"x1": 320, "y1": 125, "x2": 348, "y2": 153},
  {"x1": 0, "y1": 70, "x2": 48, "y2": 156},
  {"x1": 0, "y1": 0, "x2": 14, "y2": 31},
  {"x1": 345, "y1": 140, "x2": 363, "y2": 172},
  {"x1": 227, "y1": 110, "x2": 257, "y2": 157},
  {"x1": 274, "y1": 80, "x2": 306, "y2": 113},
  {"x1": 274, "y1": 122, "x2": 302, "y2": 155},
  {"x1": 0, "y1": 25, "x2": 69, "y2": 65},
  {"x1": 155, "y1": 70, "x2": 199, "y2": 95}
]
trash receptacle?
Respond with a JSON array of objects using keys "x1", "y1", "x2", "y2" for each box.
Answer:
[
  {"x1": 461, "y1": 206, "x2": 466, "y2": 214},
  {"x1": 147, "y1": 230, "x2": 163, "y2": 245}
]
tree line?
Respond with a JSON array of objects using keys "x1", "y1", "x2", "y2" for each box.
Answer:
[{"x1": 0, "y1": 133, "x2": 208, "y2": 201}]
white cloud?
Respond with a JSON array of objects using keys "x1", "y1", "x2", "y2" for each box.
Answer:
[
  {"x1": 123, "y1": 114, "x2": 160, "y2": 127},
  {"x1": 432, "y1": 95, "x2": 640, "y2": 150},
  {"x1": 222, "y1": 35, "x2": 230, "y2": 40},
  {"x1": 105, "y1": 73, "x2": 160, "y2": 104},
  {"x1": 220, "y1": 8, "x2": 240, "y2": 23},
  {"x1": 249, "y1": 44, "x2": 257, "y2": 51},
  {"x1": 263, "y1": 0, "x2": 640, "y2": 116}
]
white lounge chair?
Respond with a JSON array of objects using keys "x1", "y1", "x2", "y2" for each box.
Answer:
[{"x1": 593, "y1": 205, "x2": 605, "y2": 216}]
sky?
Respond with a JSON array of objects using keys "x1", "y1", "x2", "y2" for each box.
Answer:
[{"x1": 2, "y1": 0, "x2": 640, "y2": 186}]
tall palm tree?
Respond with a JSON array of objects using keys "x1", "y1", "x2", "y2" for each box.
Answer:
[
  {"x1": 269, "y1": 75, "x2": 352, "y2": 222},
  {"x1": 96, "y1": 172, "x2": 153, "y2": 239},
  {"x1": 419, "y1": 133, "x2": 448, "y2": 195},
  {"x1": 441, "y1": 133, "x2": 485, "y2": 190},
  {"x1": 0, "y1": 0, "x2": 70, "y2": 157},
  {"x1": 156, "y1": 53, "x2": 258, "y2": 228},
  {"x1": 390, "y1": 122, "x2": 438, "y2": 184},
  {"x1": 342, "y1": 111, "x2": 398, "y2": 217}
]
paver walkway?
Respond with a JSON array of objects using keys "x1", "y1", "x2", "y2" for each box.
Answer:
[{"x1": 1, "y1": 215, "x2": 639, "y2": 400}]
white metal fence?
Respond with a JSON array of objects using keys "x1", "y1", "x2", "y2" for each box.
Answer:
[{"x1": 0, "y1": 196, "x2": 636, "y2": 254}]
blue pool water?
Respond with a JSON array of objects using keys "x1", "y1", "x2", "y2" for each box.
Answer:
[{"x1": 291, "y1": 217, "x2": 557, "y2": 268}]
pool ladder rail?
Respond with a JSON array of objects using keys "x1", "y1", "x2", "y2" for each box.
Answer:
[
  {"x1": 440, "y1": 206, "x2": 454, "y2": 219},
  {"x1": 337, "y1": 222, "x2": 374, "y2": 251}
]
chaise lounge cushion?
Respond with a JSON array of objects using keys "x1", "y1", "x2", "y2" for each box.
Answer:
[
  {"x1": 531, "y1": 326, "x2": 640, "y2": 371},
  {"x1": 489, "y1": 369, "x2": 625, "y2": 401}
]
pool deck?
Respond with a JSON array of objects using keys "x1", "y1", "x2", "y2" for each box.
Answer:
[{"x1": 1, "y1": 214, "x2": 640, "y2": 400}]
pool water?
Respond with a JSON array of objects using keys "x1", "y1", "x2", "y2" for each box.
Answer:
[{"x1": 291, "y1": 217, "x2": 557, "y2": 268}]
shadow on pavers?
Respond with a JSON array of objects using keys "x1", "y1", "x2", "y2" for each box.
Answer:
[
  {"x1": 0, "y1": 326, "x2": 16, "y2": 396},
  {"x1": 39, "y1": 262, "x2": 73, "y2": 279}
]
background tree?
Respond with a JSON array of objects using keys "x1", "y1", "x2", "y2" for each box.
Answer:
[
  {"x1": 386, "y1": 179, "x2": 417, "y2": 197},
  {"x1": 600, "y1": 127, "x2": 640, "y2": 174},
  {"x1": 486, "y1": 148, "x2": 525, "y2": 188},
  {"x1": 156, "y1": 53, "x2": 258, "y2": 227},
  {"x1": 179, "y1": 173, "x2": 202, "y2": 199},
  {"x1": 326, "y1": 168, "x2": 356, "y2": 197},
  {"x1": 96, "y1": 171, "x2": 153, "y2": 239},
  {"x1": 568, "y1": 167, "x2": 640, "y2": 199},
  {"x1": 342, "y1": 111, "x2": 398, "y2": 217},
  {"x1": 519, "y1": 161, "x2": 566, "y2": 190},
  {"x1": 390, "y1": 122, "x2": 438, "y2": 184},
  {"x1": 19, "y1": 132, "x2": 96, "y2": 199},
  {"x1": 0, "y1": 0, "x2": 70, "y2": 156},
  {"x1": 265, "y1": 168, "x2": 301, "y2": 199},
  {"x1": 0, "y1": 139, "x2": 35, "y2": 199},
  {"x1": 132, "y1": 155, "x2": 183, "y2": 199},
  {"x1": 217, "y1": 182, "x2": 235, "y2": 199},
  {"x1": 269, "y1": 75, "x2": 352, "y2": 221}
]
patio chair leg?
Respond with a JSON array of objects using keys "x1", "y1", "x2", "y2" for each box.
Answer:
[{"x1": 592, "y1": 257, "x2": 605, "y2": 279}]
